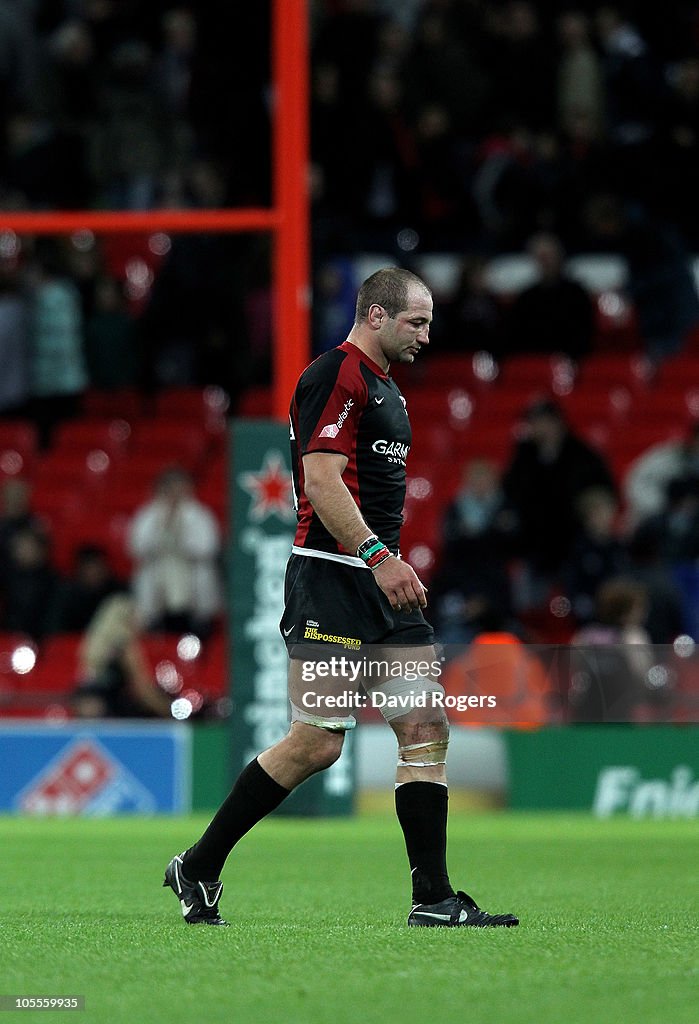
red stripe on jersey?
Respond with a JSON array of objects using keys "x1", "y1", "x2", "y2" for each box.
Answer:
[{"x1": 303, "y1": 347, "x2": 368, "y2": 458}]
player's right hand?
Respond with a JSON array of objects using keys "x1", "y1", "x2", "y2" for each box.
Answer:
[{"x1": 372, "y1": 555, "x2": 427, "y2": 611}]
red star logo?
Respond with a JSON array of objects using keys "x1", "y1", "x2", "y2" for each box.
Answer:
[{"x1": 240, "y1": 451, "x2": 294, "y2": 522}]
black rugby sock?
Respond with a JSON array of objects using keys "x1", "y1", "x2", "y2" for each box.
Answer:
[
  {"x1": 182, "y1": 758, "x2": 289, "y2": 881},
  {"x1": 395, "y1": 781, "x2": 455, "y2": 905}
]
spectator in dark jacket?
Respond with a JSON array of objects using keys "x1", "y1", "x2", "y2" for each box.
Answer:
[
  {"x1": 503, "y1": 232, "x2": 595, "y2": 358},
  {"x1": 432, "y1": 460, "x2": 515, "y2": 643},
  {"x1": 503, "y1": 399, "x2": 616, "y2": 604},
  {"x1": 0, "y1": 479, "x2": 42, "y2": 581},
  {"x1": 562, "y1": 487, "x2": 628, "y2": 623},
  {"x1": 0, "y1": 526, "x2": 59, "y2": 639},
  {"x1": 47, "y1": 544, "x2": 123, "y2": 634}
]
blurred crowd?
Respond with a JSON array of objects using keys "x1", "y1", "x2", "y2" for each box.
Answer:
[
  {"x1": 432, "y1": 398, "x2": 699, "y2": 642},
  {"x1": 311, "y1": 0, "x2": 699, "y2": 251},
  {"x1": 0, "y1": 1, "x2": 269, "y2": 211},
  {"x1": 0, "y1": 466, "x2": 222, "y2": 642},
  {"x1": 430, "y1": 396, "x2": 699, "y2": 719},
  {"x1": 0, "y1": 229, "x2": 267, "y2": 427},
  {"x1": 0, "y1": 465, "x2": 223, "y2": 717}
]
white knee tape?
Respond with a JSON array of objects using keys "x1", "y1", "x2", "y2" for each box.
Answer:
[
  {"x1": 290, "y1": 701, "x2": 356, "y2": 732},
  {"x1": 397, "y1": 738, "x2": 449, "y2": 767},
  {"x1": 368, "y1": 676, "x2": 446, "y2": 723}
]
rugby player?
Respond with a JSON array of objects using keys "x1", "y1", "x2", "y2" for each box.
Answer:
[{"x1": 164, "y1": 268, "x2": 518, "y2": 928}]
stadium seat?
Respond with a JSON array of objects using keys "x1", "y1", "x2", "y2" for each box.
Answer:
[
  {"x1": 154, "y1": 386, "x2": 230, "y2": 419},
  {"x1": 0, "y1": 702, "x2": 72, "y2": 720},
  {"x1": 110, "y1": 452, "x2": 196, "y2": 488},
  {"x1": 237, "y1": 387, "x2": 272, "y2": 417},
  {"x1": 607, "y1": 425, "x2": 687, "y2": 479},
  {"x1": 561, "y1": 388, "x2": 632, "y2": 428},
  {"x1": 484, "y1": 253, "x2": 537, "y2": 295},
  {"x1": 402, "y1": 390, "x2": 453, "y2": 421},
  {"x1": 25, "y1": 635, "x2": 82, "y2": 693},
  {"x1": 35, "y1": 450, "x2": 114, "y2": 491},
  {"x1": 475, "y1": 389, "x2": 548, "y2": 424},
  {"x1": 194, "y1": 632, "x2": 228, "y2": 699},
  {"x1": 31, "y1": 481, "x2": 89, "y2": 527},
  {"x1": 565, "y1": 253, "x2": 628, "y2": 292},
  {"x1": 576, "y1": 353, "x2": 651, "y2": 391},
  {"x1": 50, "y1": 512, "x2": 132, "y2": 579},
  {"x1": 0, "y1": 632, "x2": 37, "y2": 692},
  {"x1": 142, "y1": 632, "x2": 228, "y2": 702},
  {"x1": 498, "y1": 354, "x2": 576, "y2": 394},
  {"x1": 451, "y1": 423, "x2": 520, "y2": 466},
  {"x1": 400, "y1": 352, "x2": 499, "y2": 391},
  {"x1": 54, "y1": 419, "x2": 132, "y2": 458},
  {"x1": 653, "y1": 355, "x2": 699, "y2": 389},
  {"x1": 633, "y1": 389, "x2": 698, "y2": 426},
  {"x1": 592, "y1": 292, "x2": 641, "y2": 351},
  {"x1": 412, "y1": 253, "x2": 461, "y2": 300},
  {"x1": 0, "y1": 421, "x2": 38, "y2": 478},
  {"x1": 129, "y1": 419, "x2": 209, "y2": 467},
  {"x1": 98, "y1": 481, "x2": 152, "y2": 517},
  {"x1": 83, "y1": 388, "x2": 145, "y2": 419}
]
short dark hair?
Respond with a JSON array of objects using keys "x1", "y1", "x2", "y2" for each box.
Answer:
[{"x1": 354, "y1": 268, "x2": 431, "y2": 322}]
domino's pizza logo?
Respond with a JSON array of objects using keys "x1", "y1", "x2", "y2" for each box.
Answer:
[{"x1": 16, "y1": 738, "x2": 156, "y2": 815}]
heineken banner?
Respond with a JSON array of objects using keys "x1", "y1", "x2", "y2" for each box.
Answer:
[
  {"x1": 229, "y1": 420, "x2": 355, "y2": 815},
  {"x1": 506, "y1": 726, "x2": 699, "y2": 817}
]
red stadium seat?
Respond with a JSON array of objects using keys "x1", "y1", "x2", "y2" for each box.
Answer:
[
  {"x1": 50, "y1": 512, "x2": 132, "y2": 578},
  {"x1": 0, "y1": 703, "x2": 72, "y2": 720},
  {"x1": 130, "y1": 419, "x2": 209, "y2": 466},
  {"x1": 31, "y1": 482, "x2": 88, "y2": 527},
  {"x1": 576, "y1": 353, "x2": 651, "y2": 391},
  {"x1": 111, "y1": 452, "x2": 197, "y2": 488},
  {"x1": 608, "y1": 425, "x2": 687, "y2": 479},
  {"x1": 475, "y1": 389, "x2": 549, "y2": 425},
  {"x1": 154, "y1": 386, "x2": 230, "y2": 419},
  {"x1": 498, "y1": 354, "x2": 576, "y2": 394},
  {"x1": 54, "y1": 418, "x2": 132, "y2": 458},
  {"x1": 653, "y1": 355, "x2": 699, "y2": 389},
  {"x1": 142, "y1": 632, "x2": 228, "y2": 702},
  {"x1": 35, "y1": 449, "x2": 114, "y2": 491},
  {"x1": 236, "y1": 387, "x2": 272, "y2": 417},
  {"x1": 26, "y1": 635, "x2": 82, "y2": 693},
  {"x1": 0, "y1": 421, "x2": 38, "y2": 478},
  {"x1": 0, "y1": 633, "x2": 38, "y2": 696},
  {"x1": 451, "y1": 423, "x2": 520, "y2": 466},
  {"x1": 632, "y1": 389, "x2": 699, "y2": 426},
  {"x1": 100, "y1": 482, "x2": 152, "y2": 517},
  {"x1": 196, "y1": 632, "x2": 228, "y2": 699},
  {"x1": 561, "y1": 388, "x2": 632, "y2": 430},
  {"x1": 83, "y1": 388, "x2": 145, "y2": 419},
  {"x1": 402, "y1": 352, "x2": 500, "y2": 391},
  {"x1": 402, "y1": 389, "x2": 450, "y2": 421}
]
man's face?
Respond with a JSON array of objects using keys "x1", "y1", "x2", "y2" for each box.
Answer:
[{"x1": 376, "y1": 286, "x2": 432, "y2": 364}]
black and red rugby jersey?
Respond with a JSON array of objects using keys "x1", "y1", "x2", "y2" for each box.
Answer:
[{"x1": 289, "y1": 341, "x2": 411, "y2": 558}]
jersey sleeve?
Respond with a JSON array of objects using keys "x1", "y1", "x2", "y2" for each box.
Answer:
[{"x1": 297, "y1": 352, "x2": 367, "y2": 458}]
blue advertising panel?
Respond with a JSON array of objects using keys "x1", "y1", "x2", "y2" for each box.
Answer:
[{"x1": 0, "y1": 722, "x2": 191, "y2": 815}]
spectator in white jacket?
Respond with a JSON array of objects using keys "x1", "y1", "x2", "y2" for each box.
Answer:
[
  {"x1": 624, "y1": 423, "x2": 699, "y2": 527},
  {"x1": 128, "y1": 466, "x2": 221, "y2": 634}
]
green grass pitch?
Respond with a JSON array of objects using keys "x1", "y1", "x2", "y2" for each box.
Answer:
[{"x1": 1, "y1": 812, "x2": 697, "y2": 1024}]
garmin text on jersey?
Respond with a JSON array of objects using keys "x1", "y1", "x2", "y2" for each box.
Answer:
[{"x1": 372, "y1": 439, "x2": 410, "y2": 465}]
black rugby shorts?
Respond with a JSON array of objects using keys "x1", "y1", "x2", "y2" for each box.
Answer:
[{"x1": 279, "y1": 553, "x2": 434, "y2": 655}]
